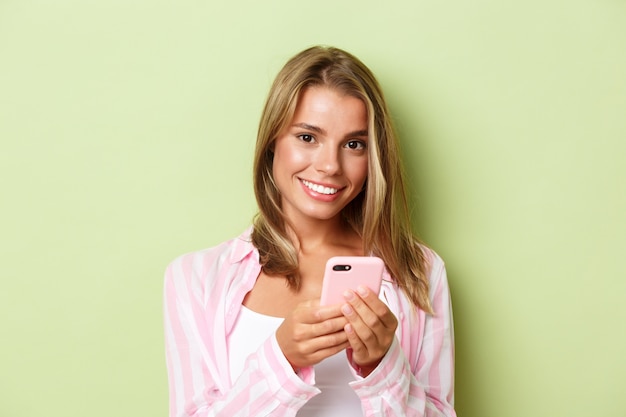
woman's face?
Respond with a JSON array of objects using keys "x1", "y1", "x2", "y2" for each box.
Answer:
[{"x1": 272, "y1": 86, "x2": 369, "y2": 225}]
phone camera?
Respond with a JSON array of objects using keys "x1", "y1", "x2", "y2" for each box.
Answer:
[{"x1": 333, "y1": 265, "x2": 352, "y2": 271}]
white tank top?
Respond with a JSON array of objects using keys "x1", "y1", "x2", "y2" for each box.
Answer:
[{"x1": 228, "y1": 306, "x2": 363, "y2": 416}]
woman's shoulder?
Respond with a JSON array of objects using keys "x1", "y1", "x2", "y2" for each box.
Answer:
[
  {"x1": 165, "y1": 227, "x2": 256, "y2": 280},
  {"x1": 418, "y1": 243, "x2": 445, "y2": 270},
  {"x1": 415, "y1": 243, "x2": 451, "y2": 305}
]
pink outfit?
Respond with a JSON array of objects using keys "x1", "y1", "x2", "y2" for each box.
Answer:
[{"x1": 164, "y1": 229, "x2": 456, "y2": 416}]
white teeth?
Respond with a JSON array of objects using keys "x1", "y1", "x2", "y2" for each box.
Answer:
[{"x1": 302, "y1": 180, "x2": 339, "y2": 195}]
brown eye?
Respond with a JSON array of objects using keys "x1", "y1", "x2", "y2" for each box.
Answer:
[
  {"x1": 346, "y1": 140, "x2": 366, "y2": 150},
  {"x1": 298, "y1": 134, "x2": 315, "y2": 143}
]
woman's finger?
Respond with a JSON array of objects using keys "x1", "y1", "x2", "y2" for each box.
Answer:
[{"x1": 351, "y1": 286, "x2": 398, "y2": 329}]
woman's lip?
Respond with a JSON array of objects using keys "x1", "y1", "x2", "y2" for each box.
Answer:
[
  {"x1": 298, "y1": 178, "x2": 345, "y2": 189},
  {"x1": 298, "y1": 178, "x2": 345, "y2": 200}
]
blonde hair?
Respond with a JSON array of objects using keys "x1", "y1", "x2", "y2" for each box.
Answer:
[{"x1": 252, "y1": 46, "x2": 432, "y2": 312}]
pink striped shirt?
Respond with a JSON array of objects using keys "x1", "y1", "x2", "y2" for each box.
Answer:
[{"x1": 164, "y1": 229, "x2": 456, "y2": 416}]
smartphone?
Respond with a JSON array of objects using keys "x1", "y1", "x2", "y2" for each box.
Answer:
[{"x1": 320, "y1": 256, "x2": 384, "y2": 306}]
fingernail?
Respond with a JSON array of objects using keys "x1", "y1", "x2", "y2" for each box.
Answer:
[
  {"x1": 357, "y1": 286, "x2": 368, "y2": 297},
  {"x1": 343, "y1": 290, "x2": 355, "y2": 301},
  {"x1": 342, "y1": 304, "x2": 353, "y2": 315}
]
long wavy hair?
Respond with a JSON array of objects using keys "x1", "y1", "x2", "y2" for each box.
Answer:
[{"x1": 251, "y1": 46, "x2": 432, "y2": 312}]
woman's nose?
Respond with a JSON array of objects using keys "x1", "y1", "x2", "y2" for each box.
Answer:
[{"x1": 314, "y1": 145, "x2": 342, "y2": 175}]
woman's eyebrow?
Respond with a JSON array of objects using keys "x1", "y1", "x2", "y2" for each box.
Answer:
[
  {"x1": 292, "y1": 123, "x2": 368, "y2": 138},
  {"x1": 292, "y1": 122, "x2": 325, "y2": 135},
  {"x1": 347, "y1": 129, "x2": 369, "y2": 138}
]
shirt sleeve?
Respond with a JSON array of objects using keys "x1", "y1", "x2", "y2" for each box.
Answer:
[
  {"x1": 163, "y1": 254, "x2": 319, "y2": 417},
  {"x1": 349, "y1": 255, "x2": 456, "y2": 416}
]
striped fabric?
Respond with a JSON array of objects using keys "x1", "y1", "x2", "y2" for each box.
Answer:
[{"x1": 164, "y1": 228, "x2": 456, "y2": 416}]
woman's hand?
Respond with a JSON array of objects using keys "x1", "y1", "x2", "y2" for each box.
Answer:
[
  {"x1": 341, "y1": 286, "x2": 398, "y2": 376},
  {"x1": 276, "y1": 300, "x2": 350, "y2": 370}
]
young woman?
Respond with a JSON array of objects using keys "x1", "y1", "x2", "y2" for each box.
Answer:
[{"x1": 164, "y1": 46, "x2": 456, "y2": 416}]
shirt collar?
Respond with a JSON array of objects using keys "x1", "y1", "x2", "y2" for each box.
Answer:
[
  {"x1": 228, "y1": 227, "x2": 395, "y2": 284},
  {"x1": 228, "y1": 226, "x2": 258, "y2": 264}
]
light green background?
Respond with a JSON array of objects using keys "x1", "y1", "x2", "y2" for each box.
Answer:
[{"x1": 1, "y1": 1, "x2": 624, "y2": 416}]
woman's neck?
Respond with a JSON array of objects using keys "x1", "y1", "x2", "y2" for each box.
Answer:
[{"x1": 285, "y1": 217, "x2": 362, "y2": 256}]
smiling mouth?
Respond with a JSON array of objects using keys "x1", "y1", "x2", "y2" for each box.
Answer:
[{"x1": 301, "y1": 179, "x2": 341, "y2": 195}]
